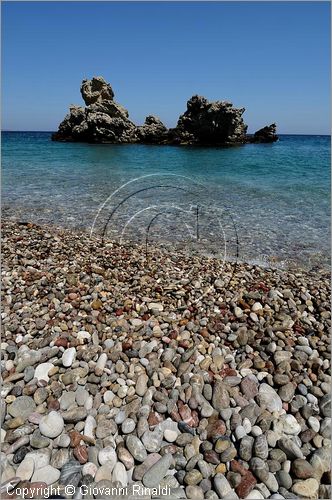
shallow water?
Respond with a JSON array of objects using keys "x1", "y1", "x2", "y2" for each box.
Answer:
[{"x1": 2, "y1": 132, "x2": 330, "y2": 270}]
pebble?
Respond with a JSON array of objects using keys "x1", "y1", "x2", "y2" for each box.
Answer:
[
  {"x1": 121, "y1": 418, "x2": 135, "y2": 434},
  {"x1": 62, "y1": 407, "x2": 87, "y2": 423},
  {"x1": 31, "y1": 465, "x2": 60, "y2": 485},
  {"x1": 164, "y1": 429, "x2": 178, "y2": 442},
  {"x1": 7, "y1": 396, "x2": 36, "y2": 419},
  {"x1": 112, "y1": 462, "x2": 128, "y2": 486},
  {"x1": 39, "y1": 411, "x2": 64, "y2": 438},
  {"x1": 278, "y1": 438, "x2": 304, "y2": 459},
  {"x1": 320, "y1": 394, "x2": 331, "y2": 417},
  {"x1": 258, "y1": 384, "x2": 283, "y2": 413},
  {"x1": 16, "y1": 457, "x2": 35, "y2": 481},
  {"x1": 276, "y1": 470, "x2": 292, "y2": 490},
  {"x1": 34, "y1": 363, "x2": 54, "y2": 382},
  {"x1": 281, "y1": 414, "x2": 301, "y2": 435},
  {"x1": 136, "y1": 374, "x2": 149, "y2": 396},
  {"x1": 95, "y1": 462, "x2": 115, "y2": 482},
  {"x1": 148, "y1": 302, "x2": 164, "y2": 312},
  {"x1": 126, "y1": 435, "x2": 147, "y2": 462},
  {"x1": 82, "y1": 462, "x2": 97, "y2": 477},
  {"x1": 213, "y1": 473, "x2": 232, "y2": 497},
  {"x1": 142, "y1": 453, "x2": 173, "y2": 488},
  {"x1": 98, "y1": 446, "x2": 117, "y2": 467},
  {"x1": 62, "y1": 347, "x2": 76, "y2": 367},
  {"x1": 292, "y1": 478, "x2": 319, "y2": 498},
  {"x1": 278, "y1": 382, "x2": 295, "y2": 402},
  {"x1": 2, "y1": 221, "x2": 331, "y2": 500},
  {"x1": 95, "y1": 353, "x2": 107, "y2": 376}
]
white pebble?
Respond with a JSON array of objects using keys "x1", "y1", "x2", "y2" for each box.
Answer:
[
  {"x1": 234, "y1": 307, "x2": 243, "y2": 318},
  {"x1": 62, "y1": 347, "x2": 76, "y2": 367},
  {"x1": 95, "y1": 353, "x2": 107, "y2": 375},
  {"x1": 34, "y1": 363, "x2": 54, "y2": 382},
  {"x1": 16, "y1": 457, "x2": 34, "y2": 481},
  {"x1": 84, "y1": 415, "x2": 96, "y2": 440},
  {"x1": 242, "y1": 418, "x2": 252, "y2": 434},
  {"x1": 251, "y1": 426, "x2": 263, "y2": 437},
  {"x1": 308, "y1": 416, "x2": 320, "y2": 433},
  {"x1": 103, "y1": 390, "x2": 115, "y2": 405},
  {"x1": 82, "y1": 462, "x2": 97, "y2": 478},
  {"x1": 98, "y1": 446, "x2": 117, "y2": 467},
  {"x1": 77, "y1": 330, "x2": 91, "y2": 341},
  {"x1": 164, "y1": 429, "x2": 178, "y2": 442},
  {"x1": 39, "y1": 412, "x2": 64, "y2": 438},
  {"x1": 235, "y1": 425, "x2": 246, "y2": 440}
]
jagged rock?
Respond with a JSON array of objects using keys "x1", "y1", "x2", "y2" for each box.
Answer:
[
  {"x1": 170, "y1": 95, "x2": 247, "y2": 145},
  {"x1": 52, "y1": 76, "x2": 277, "y2": 146},
  {"x1": 52, "y1": 76, "x2": 135, "y2": 144},
  {"x1": 136, "y1": 115, "x2": 168, "y2": 144},
  {"x1": 81, "y1": 76, "x2": 114, "y2": 105},
  {"x1": 250, "y1": 123, "x2": 278, "y2": 143}
]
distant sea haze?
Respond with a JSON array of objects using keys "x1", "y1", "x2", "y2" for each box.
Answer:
[{"x1": 2, "y1": 132, "x2": 330, "y2": 270}]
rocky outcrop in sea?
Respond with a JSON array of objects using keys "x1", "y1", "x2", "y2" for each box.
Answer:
[{"x1": 52, "y1": 76, "x2": 278, "y2": 146}]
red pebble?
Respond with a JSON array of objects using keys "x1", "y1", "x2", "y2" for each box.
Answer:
[
  {"x1": 115, "y1": 308, "x2": 124, "y2": 316},
  {"x1": 73, "y1": 445, "x2": 88, "y2": 464},
  {"x1": 168, "y1": 331, "x2": 177, "y2": 340},
  {"x1": 148, "y1": 411, "x2": 164, "y2": 427},
  {"x1": 206, "y1": 419, "x2": 226, "y2": 439},
  {"x1": 178, "y1": 404, "x2": 198, "y2": 427},
  {"x1": 230, "y1": 460, "x2": 249, "y2": 476},
  {"x1": 236, "y1": 471, "x2": 257, "y2": 498},
  {"x1": 69, "y1": 430, "x2": 82, "y2": 447},
  {"x1": 48, "y1": 398, "x2": 60, "y2": 411},
  {"x1": 122, "y1": 341, "x2": 132, "y2": 351},
  {"x1": 54, "y1": 337, "x2": 68, "y2": 348}
]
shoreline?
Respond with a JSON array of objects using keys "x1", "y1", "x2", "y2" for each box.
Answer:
[
  {"x1": 2, "y1": 214, "x2": 330, "y2": 275},
  {"x1": 1, "y1": 218, "x2": 331, "y2": 499}
]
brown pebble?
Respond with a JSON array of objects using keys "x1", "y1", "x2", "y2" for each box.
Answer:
[
  {"x1": 69, "y1": 430, "x2": 82, "y2": 447},
  {"x1": 73, "y1": 444, "x2": 88, "y2": 464},
  {"x1": 47, "y1": 398, "x2": 60, "y2": 411},
  {"x1": 236, "y1": 471, "x2": 257, "y2": 498},
  {"x1": 54, "y1": 337, "x2": 68, "y2": 348},
  {"x1": 204, "y1": 450, "x2": 220, "y2": 464}
]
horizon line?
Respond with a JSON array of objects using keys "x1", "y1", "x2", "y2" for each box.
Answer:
[{"x1": 2, "y1": 130, "x2": 331, "y2": 137}]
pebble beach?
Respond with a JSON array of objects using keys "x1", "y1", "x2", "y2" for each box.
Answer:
[{"x1": 1, "y1": 219, "x2": 331, "y2": 500}]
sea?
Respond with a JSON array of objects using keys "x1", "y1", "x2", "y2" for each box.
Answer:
[{"x1": 2, "y1": 132, "x2": 330, "y2": 271}]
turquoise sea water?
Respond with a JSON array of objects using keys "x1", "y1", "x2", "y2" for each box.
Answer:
[{"x1": 2, "y1": 132, "x2": 330, "y2": 270}]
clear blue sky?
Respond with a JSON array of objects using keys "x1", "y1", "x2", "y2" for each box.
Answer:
[{"x1": 2, "y1": 1, "x2": 330, "y2": 133}]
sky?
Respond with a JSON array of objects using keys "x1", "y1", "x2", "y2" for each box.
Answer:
[{"x1": 2, "y1": 1, "x2": 331, "y2": 134}]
